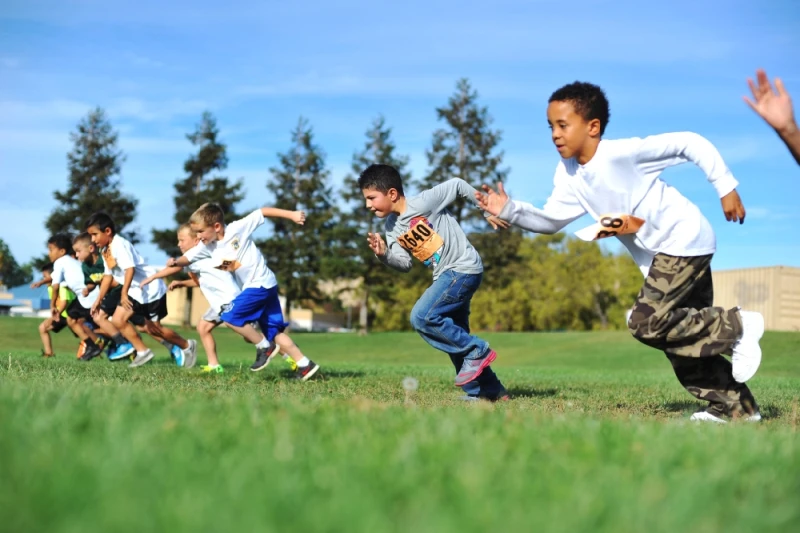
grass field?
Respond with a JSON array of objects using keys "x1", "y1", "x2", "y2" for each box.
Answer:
[{"x1": 1, "y1": 316, "x2": 799, "y2": 532}]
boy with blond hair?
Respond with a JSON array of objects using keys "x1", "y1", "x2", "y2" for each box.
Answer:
[{"x1": 168, "y1": 203, "x2": 319, "y2": 380}]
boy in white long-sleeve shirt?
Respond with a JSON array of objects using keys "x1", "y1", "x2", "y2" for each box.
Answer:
[{"x1": 476, "y1": 81, "x2": 764, "y2": 423}]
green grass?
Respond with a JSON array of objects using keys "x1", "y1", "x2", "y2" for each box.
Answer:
[{"x1": 1, "y1": 316, "x2": 799, "y2": 533}]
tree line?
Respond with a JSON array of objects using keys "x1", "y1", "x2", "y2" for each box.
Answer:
[{"x1": 0, "y1": 78, "x2": 642, "y2": 332}]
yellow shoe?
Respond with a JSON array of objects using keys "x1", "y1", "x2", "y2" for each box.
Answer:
[
  {"x1": 283, "y1": 355, "x2": 298, "y2": 371},
  {"x1": 201, "y1": 365, "x2": 224, "y2": 374}
]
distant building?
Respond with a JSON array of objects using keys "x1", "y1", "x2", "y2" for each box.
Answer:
[{"x1": 713, "y1": 266, "x2": 800, "y2": 332}]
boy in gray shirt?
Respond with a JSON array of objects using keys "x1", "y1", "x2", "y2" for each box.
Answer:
[{"x1": 360, "y1": 164, "x2": 507, "y2": 399}]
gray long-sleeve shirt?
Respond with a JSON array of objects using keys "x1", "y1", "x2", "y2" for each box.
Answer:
[{"x1": 377, "y1": 178, "x2": 484, "y2": 280}]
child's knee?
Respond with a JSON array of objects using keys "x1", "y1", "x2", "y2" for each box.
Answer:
[{"x1": 627, "y1": 305, "x2": 661, "y2": 342}]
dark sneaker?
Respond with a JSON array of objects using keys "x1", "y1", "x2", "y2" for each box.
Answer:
[
  {"x1": 293, "y1": 360, "x2": 320, "y2": 381},
  {"x1": 251, "y1": 342, "x2": 280, "y2": 372},
  {"x1": 454, "y1": 350, "x2": 497, "y2": 387},
  {"x1": 79, "y1": 341, "x2": 103, "y2": 361}
]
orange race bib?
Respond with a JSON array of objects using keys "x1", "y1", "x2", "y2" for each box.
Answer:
[
  {"x1": 102, "y1": 247, "x2": 117, "y2": 269},
  {"x1": 575, "y1": 214, "x2": 645, "y2": 241},
  {"x1": 215, "y1": 259, "x2": 242, "y2": 272},
  {"x1": 397, "y1": 217, "x2": 444, "y2": 268}
]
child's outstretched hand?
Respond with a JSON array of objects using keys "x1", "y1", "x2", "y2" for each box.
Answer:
[
  {"x1": 367, "y1": 232, "x2": 387, "y2": 256},
  {"x1": 168, "y1": 280, "x2": 182, "y2": 291},
  {"x1": 721, "y1": 190, "x2": 746, "y2": 224},
  {"x1": 745, "y1": 69, "x2": 796, "y2": 133},
  {"x1": 486, "y1": 215, "x2": 510, "y2": 230},
  {"x1": 166, "y1": 257, "x2": 178, "y2": 267},
  {"x1": 291, "y1": 211, "x2": 306, "y2": 225},
  {"x1": 475, "y1": 182, "x2": 510, "y2": 216}
]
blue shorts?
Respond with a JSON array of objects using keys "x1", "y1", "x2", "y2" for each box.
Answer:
[{"x1": 220, "y1": 286, "x2": 289, "y2": 343}]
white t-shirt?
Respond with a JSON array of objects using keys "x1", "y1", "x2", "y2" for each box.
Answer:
[
  {"x1": 186, "y1": 258, "x2": 241, "y2": 313},
  {"x1": 498, "y1": 132, "x2": 738, "y2": 277},
  {"x1": 102, "y1": 234, "x2": 166, "y2": 304},
  {"x1": 51, "y1": 255, "x2": 99, "y2": 308},
  {"x1": 184, "y1": 210, "x2": 277, "y2": 290}
]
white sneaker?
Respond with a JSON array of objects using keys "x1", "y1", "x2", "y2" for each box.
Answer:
[
  {"x1": 129, "y1": 349, "x2": 155, "y2": 368},
  {"x1": 183, "y1": 339, "x2": 198, "y2": 369},
  {"x1": 745, "y1": 412, "x2": 762, "y2": 422},
  {"x1": 690, "y1": 411, "x2": 727, "y2": 424},
  {"x1": 731, "y1": 310, "x2": 764, "y2": 383}
]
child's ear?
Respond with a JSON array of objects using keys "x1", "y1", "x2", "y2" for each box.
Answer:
[
  {"x1": 388, "y1": 188, "x2": 399, "y2": 201},
  {"x1": 588, "y1": 118, "x2": 602, "y2": 137}
]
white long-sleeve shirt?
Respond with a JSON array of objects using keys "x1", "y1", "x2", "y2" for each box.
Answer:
[{"x1": 498, "y1": 132, "x2": 739, "y2": 277}]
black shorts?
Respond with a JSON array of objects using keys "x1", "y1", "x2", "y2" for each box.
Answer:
[
  {"x1": 99, "y1": 288, "x2": 122, "y2": 317},
  {"x1": 129, "y1": 295, "x2": 168, "y2": 326},
  {"x1": 51, "y1": 315, "x2": 68, "y2": 333},
  {"x1": 66, "y1": 299, "x2": 92, "y2": 321}
]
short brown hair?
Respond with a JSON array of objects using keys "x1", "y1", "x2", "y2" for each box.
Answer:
[
  {"x1": 177, "y1": 223, "x2": 197, "y2": 236},
  {"x1": 72, "y1": 232, "x2": 94, "y2": 247},
  {"x1": 190, "y1": 203, "x2": 225, "y2": 227}
]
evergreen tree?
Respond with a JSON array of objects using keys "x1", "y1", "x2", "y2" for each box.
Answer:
[
  {"x1": 46, "y1": 107, "x2": 138, "y2": 241},
  {"x1": 258, "y1": 118, "x2": 337, "y2": 313},
  {"x1": 339, "y1": 116, "x2": 412, "y2": 333},
  {"x1": 418, "y1": 78, "x2": 509, "y2": 229},
  {"x1": 152, "y1": 111, "x2": 244, "y2": 258},
  {"x1": 0, "y1": 239, "x2": 32, "y2": 288}
]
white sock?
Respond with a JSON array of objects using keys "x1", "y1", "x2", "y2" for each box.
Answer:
[
  {"x1": 255, "y1": 337, "x2": 270, "y2": 350},
  {"x1": 137, "y1": 349, "x2": 150, "y2": 356},
  {"x1": 160, "y1": 340, "x2": 174, "y2": 349},
  {"x1": 297, "y1": 356, "x2": 310, "y2": 368}
]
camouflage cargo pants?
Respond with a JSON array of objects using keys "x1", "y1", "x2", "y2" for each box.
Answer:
[{"x1": 628, "y1": 254, "x2": 758, "y2": 418}]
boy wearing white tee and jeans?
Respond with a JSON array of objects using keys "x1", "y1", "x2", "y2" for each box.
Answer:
[
  {"x1": 476, "y1": 81, "x2": 764, "y2": 423},
  {"x1": 168, "y1": 203, "x2": 320, "y2": 381},
  {"x1": 86, "y1": 212, "x2": 198, "y2": 369}
]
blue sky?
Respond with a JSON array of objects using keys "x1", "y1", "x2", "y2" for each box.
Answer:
[{"x1": 1, "y1": 0, "x2": 799, "y2": 273}]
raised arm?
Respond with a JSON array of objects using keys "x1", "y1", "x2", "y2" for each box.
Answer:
[
  {"x1": 476, "y1": 181, "x2": 586, "y2": 234},
  {"x1": 744, "y1": 69, "x2": 800, "y2": 165},
  {"x1": 260, "y1": 207, "x2": 306, "y2": 225}
]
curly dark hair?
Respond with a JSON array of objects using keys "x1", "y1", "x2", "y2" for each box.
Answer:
[
  {"x1": 47, "y1": 233, "x2": 74, "y2": 254},
  {"x1": 549, "y1": 82, "x2": 610, "y2": 135}
]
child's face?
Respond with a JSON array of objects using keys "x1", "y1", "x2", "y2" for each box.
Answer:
[
  {"x1": 177, "y1": 229, "x2": 200, "y2": 253},
  {"x1": 362, "y1": 187, "x2": 396, "y2": 218},
  {"x1": 46, "y1": 243, "x2": 66, "y2": 262},
  {"x1": 86, "y1": 225, "x2": 112, "y2": 248},
  {"x1": 190, "y1": 222, "x2": 220, "y2": 245},
  {"x1": 547, "y1": 100, "x2": 598, "y2": 160},
  {"x1": 72, "y1": 240, "x2": 94, "y2": 262}
]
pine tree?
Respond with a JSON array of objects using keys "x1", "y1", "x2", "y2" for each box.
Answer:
[
  {"x1": 418, "y1": 78, "x2": 509, "y2": 229},
  {"x1": 0, "y1": 239, "x2": 32, "y2": 288},
  {"x1": 339, "y1": 116, "x2": 412, "y2": 333},
  {"x1": 258, "y1": 118, "x2": 337, "y2": 314},
  {"x1": 152, "y1": 111, "x2": 244, "y2": 258},
  {"x1": 46, "y1": 107, "x2": 139, "y2": 241}
]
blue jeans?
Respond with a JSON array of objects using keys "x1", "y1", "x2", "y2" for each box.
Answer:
[{"x1": 410, "y1": 270, "x2": 505, "y2": 398}]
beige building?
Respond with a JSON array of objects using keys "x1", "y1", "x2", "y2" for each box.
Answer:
[{"x1": 713, "y1": 266, "x2": 800, "y2": 331}]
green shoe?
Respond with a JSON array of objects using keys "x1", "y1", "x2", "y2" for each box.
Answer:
[{"x1": 201, "y1": 365, "x2": 224, "y2": 374}]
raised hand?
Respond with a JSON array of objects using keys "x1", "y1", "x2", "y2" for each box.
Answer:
[
  {"x1": 366, "y1": 232, "x2": 387, "y2": 256},
  {"x1": 745, "y1": 69, "x2": 796, "y2": 133},
  {"x1": 721, "y1": 190, "x2": 746, "y2": 225},
  {"x1": 475, "y1": 182, "x2": 510, "y2": 216},
  {"x1": 291, "y1": 211, "x2": 306, "y2": 225}
]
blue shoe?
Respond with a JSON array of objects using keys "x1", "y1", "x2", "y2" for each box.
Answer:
[
  {"x1": 170, "y1": 344, "x2": 185, "y2": 367},
  {"x1": 108, "y1": 342, "x2": 135, "y2": 361}
]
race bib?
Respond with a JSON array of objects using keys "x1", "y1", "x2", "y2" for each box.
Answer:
[
  {"x1": 575, "y1": 214, "x2": 645, "y2": 241},
  {"x1": 102, "y1": 247, "x2": 117, "y2": 269},
  {"x1": 215, "y1": 259, "x2": 242, "y2": 272},
  {"x1": 397, "y1": 217, "x2": 444, "y2": 268}
]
